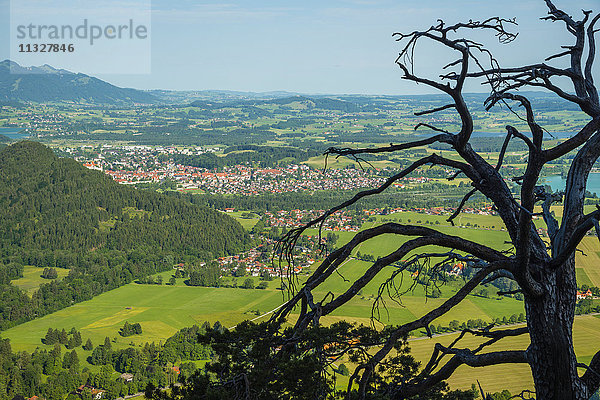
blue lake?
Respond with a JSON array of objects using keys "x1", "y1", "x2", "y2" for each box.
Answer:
[
  {"x1": 545, "y1": 173, "x2": 600, "y2": 197},
  {"x1": 0, "y1": 127, "x2": 29, "y2": 140}
]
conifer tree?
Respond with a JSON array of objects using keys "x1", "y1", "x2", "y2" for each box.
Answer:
[{"x1": 83, "y1": 338, "x2": 93, "y2": 351}]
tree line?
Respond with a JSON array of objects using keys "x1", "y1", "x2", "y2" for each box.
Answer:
[
  {"x1": 0, "y1": 321, "x2": 220, "y2": 400},
  {"x1": 158, "y1": 145, "x2": 319, "y2": 170}
]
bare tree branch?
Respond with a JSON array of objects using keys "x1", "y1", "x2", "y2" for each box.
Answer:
[
  {"x1": 276, "y1": 223, "x2": 510, "y2": 334},
  {"x1": 391, "y1": 347, "x2": 527, "y2": 398},
  {"x1": 350, "y1": 263, "x2": 511, "y2": 397},
  {"x1": 481, "y1": 269, "x2": 516, "y2": 285},
  {"x1": 414, "y1": 122, "x2": 452, "y2": 134},
  {"x1": 584, "y1": 13, "x2": 600, "y2": 104},
  {"x1": 268, "y1": 2, "x2": 600, "y2": 398},
  {"x1": 581, "y1": 349, "x2": 600, "y2": 395},
  {"x1": 447, "y1": 188, "x2": 477, "y2": 226},
  {"x1": 542, "y1": 117, "x2": 600, "y2": 162},
  {"x1": 324, "y1": 134, "x2": 453, "y2": 158},
  {"x1": 414, "y1": 103, "x2": 456, "y2": 116},
  {"x1": 552, "y1": 207, "x2": 600, "y2": 268},
  {"x1": 541, "y1": 189, "x2": 563, "y2": 246}
]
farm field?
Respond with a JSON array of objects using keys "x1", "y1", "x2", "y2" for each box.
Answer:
[
  {"x1": 408, "y1": 314, "x2": 600, "y2": 393},
  {"x1": 2, "y1": 256, "x2": 526, "y2": 369},
  {"x1": 12, "y1": 265, "x2": 70, "y2": 294},
  {"x1": 576, "y1": 237, "x2": 600, "y2": 287},
  {"x1": 2, "y1": 208, "x2": 598, "y2": 392},
  {"x1": 2, "y1": 283, "x2": 284, "y2": 353},
  {"x1": 2, "y1": 269, "x2": 524, "y2": 346},
  {"x1": 227, "y1": 211, "x2": 260, "y2": 231},
  {"x1": 5, "y1": 267, "x2": 587, "y2": 394}
]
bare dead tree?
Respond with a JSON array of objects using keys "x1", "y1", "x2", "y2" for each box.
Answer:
[{"x1": 271, "y1": 1, "x2": 600, "y2": 399}]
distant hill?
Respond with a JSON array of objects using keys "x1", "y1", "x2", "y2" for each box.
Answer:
[
  {"x1": 190, "y1": 95, "x2": 365, "y2": 112},
  {"x1": 0, "y1": 60, "x2": 158, "y2": 104},
  {"x1": 0, "y1": 141, "x2": 250, "y2": 329},
  {"x1": 149, "y1": 89, "x2": 302, "y2": 103}
]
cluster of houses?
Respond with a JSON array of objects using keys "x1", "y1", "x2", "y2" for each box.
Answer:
[
  {"x1": 447, "y1": 262, "x2": 466, "y2": 277},
  {"x1": 6, "y1": 110, "x2": 67, "y2": 136},
  {"x1": 69, "y1": 144, "x2": 505, "y2": 198},
  {"x1": 72, "y1": 385, "x2": 105, "y2": 399},
  {"x1": 392, "y1": 176, "x2": 433, "y2": 189},
  {"x1": 576, "y1": 289, "x2": 598, "y2": 300},
  {"x1": 214, "y1": 243, "x2": 316, "y2": 278},
  {"x1": 263, "y1": 209, "x2": 363, "y2": 231},
  {"x1": 71, "y1": 144, "x2": 388, "y2": 195},
  {"x1": 70, "y1": 144, "x2": 219, "y2": 184},
  {"x1": 217, "y1": 203, "x2": 507, "y2": 279},
  {"x1": 175, "y1": 164, "x2": 385, "y2": 195}
]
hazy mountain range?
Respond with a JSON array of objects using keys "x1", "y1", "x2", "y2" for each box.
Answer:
[
  {"x1": 0, "y1": 60, "x2": 158, "y2": 104},
  {"x1": 0, "y1": 60, "x2": 307, "y2": 105},
  {"x1": 0, "y1": 60, "x2": 580, "y2": 110}
]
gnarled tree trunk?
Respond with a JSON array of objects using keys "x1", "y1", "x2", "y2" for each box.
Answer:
[
  {"x1": 272, "y1": 2, "x2": 600, "y2": 399},
  {"x1": 525, "y1": 257, "x2": 588, "y2": 399}
]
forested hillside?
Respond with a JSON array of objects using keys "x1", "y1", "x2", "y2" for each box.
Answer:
[
  {"x1": 0, "y1": 60, "x2": 158, "y2": 104},
  {"x1": 0, "y1": 141, "x2": 250, "y2": 329}
]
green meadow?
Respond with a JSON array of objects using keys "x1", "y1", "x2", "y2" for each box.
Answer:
[
  {"x1": 2, "y1": 257, "x2": 526, "y2": 370},
  {"x1": 227, "y1": 211, "x2": 260, "y2": 230},
  {"x1": 2, "y1": 210, "x2": 599, "y2": 392},
  {"x1": 575, "y1": 237, "x2": 600, "y2": 287},
  {"x1": 2, "y1": 282, "x2": 286, "y2": 373},
  {"x1": 408, "y1": 315, "x2": 600, "y2": 393},
  {"x1": 12, "y1": 266, "x2": 71, "y2": 294}
]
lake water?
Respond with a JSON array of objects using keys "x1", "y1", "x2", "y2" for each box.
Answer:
[
  {"x1": 545, "y1": 173, "x2": 600, "y2": 197},
  {"x1": 0, "y1": 127, "x2": 29, "y2": 140}
]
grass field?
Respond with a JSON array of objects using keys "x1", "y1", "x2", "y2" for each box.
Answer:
[
  {"x1": 227, "y1": 211, "x2": 260, "y2": 231},
  {"x1": 2, "y1": 257, "x2": 525, "y2": 371},
  {"x1": 3, "y1": 210, "x2": 599, "y2": 392},
  {"x1": 2, "y1": 282, "x2": 287, "y2": 373},
  {"x1": 407, "y1": 314, "x2": 600, "y2": 393},
  {"x1": 12, "y1": 266, "x2": 70, "y2": 294},
  {"x1": 2, "y1": 267, "x2": 524, "y2": 350},
  {"x1": 575, "y1": 237, "x2": 600, "y2": 287}
]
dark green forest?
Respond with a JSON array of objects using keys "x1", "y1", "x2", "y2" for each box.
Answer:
[
  {"x1": 0, "y1": 142, "x2": 250, "y2": 330},
  {"x1": 0, "y1": 323, "x2": 213, "y2": 399},
  {"x1": 177, "y1": 184, "x2": 488, "y2": 212}
]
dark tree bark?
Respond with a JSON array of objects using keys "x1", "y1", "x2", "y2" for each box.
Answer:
[
  {"x1": 525, "y1": 257, "x2": 583, "y2": 399},
  {"x1": 272, "y1": 1, "x2": 600, "y2": 399}
]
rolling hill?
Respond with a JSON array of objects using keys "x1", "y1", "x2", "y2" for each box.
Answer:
[{"x1": 0, "y1": 141, "x2": 250, "y2": 329}]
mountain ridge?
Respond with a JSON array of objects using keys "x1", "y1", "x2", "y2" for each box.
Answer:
[{"x1": 0, "y1": 60, "x2": 158, "y2": 104}]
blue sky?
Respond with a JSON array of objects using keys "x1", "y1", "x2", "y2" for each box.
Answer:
[{"x1": 1, "y1": 0, "x2": 598, "y2": 94}]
